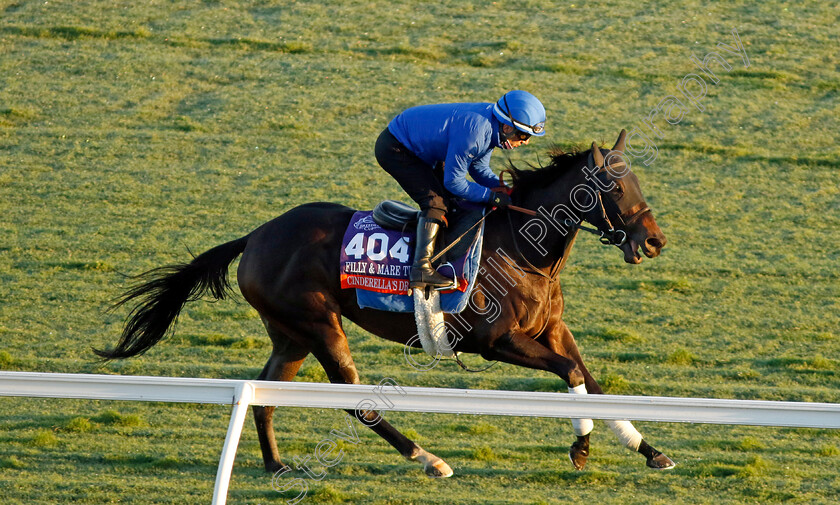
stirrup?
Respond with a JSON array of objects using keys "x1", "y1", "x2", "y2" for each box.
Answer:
[
  {"x1": 408, "y1": 265, "x2": 456, "y2": 291},
  {"x1": 408, "y1": 276, "x2": 456, "y2": 291},
  {"x1": 432, "y1": 262, "x2": 457, "y2": 291}
]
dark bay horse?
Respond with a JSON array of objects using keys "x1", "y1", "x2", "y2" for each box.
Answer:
[{"x1": 96, "y1": 129, "x2": 674, "y2": 477}]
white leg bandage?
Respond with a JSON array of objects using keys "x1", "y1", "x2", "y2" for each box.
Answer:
[
  {"x1": 567, "y1": 384, "x2": 594, "y2": 437},
  {"x1": 606, "y1": 420, "x2": 642, "y2": 451}
]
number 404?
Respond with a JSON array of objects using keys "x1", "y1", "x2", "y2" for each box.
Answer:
[{"x1": 344, "y1": 233, "x2": 410, "y2": 263}]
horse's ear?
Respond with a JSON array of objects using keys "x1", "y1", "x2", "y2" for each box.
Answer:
[
  {"x1": 613, "y1": 129, "x2": 627, "y2": 152},
  {"x1": 591, "y1": 141, "x2": 604, "y2": 167}
]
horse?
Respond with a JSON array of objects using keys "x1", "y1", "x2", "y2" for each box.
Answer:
[{"x1": 95, "y1": 129, "x2": 674, "y2": 478}]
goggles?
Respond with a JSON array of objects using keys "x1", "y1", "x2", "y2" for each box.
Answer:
[{"x1": 503, "y1": 95, "x2": 545, "y2": 136}]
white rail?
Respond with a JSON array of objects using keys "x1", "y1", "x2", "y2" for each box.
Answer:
[{"x1": 2, "y1": 372, "x2": 839, "y2": 504}]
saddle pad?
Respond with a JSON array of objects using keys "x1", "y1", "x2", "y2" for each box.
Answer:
[{"x1": 339, "y1": 211, "x2": 485, "y2": 313}]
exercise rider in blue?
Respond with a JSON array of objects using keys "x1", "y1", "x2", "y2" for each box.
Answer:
[{"x1": 375, "y1": 90, "x2": 546, "y2": 290}]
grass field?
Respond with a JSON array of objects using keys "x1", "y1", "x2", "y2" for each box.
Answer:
[{"x1": 1, "y1": 0, "x2": 839, "y2": 503}]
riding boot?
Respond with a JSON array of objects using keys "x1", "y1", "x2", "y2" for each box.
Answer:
[{"x1": 409, "y1": 217, "x2": 455, "y2": 290}]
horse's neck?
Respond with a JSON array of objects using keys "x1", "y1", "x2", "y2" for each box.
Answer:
[
  {"x1": 480, "y1": 210, "x2": 578, "y2": 295},
  {"x1": 507, "y1": 170, "x2": 585, "y2": 273},
  {"x1": 554, "y1": 228, "x2": 579, "y2": 275}
]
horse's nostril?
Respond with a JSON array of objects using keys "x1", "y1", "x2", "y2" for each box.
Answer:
[{"x1": 646, "y1": 237, "x2": 664, "y2": 250}]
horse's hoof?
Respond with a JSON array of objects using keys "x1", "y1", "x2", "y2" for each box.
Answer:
[
  {"x1": 409, "y1": 447, "x2": 454, "y2": 478},
  {"x1": 646, "y1": 450, "x2": 676, "y2": 470},
  {"x1": 569, "y1": 440, "x2": 589, "y2": 471},
  {"x1": 424, "y1": 459, "x2": 454, "y2": 478}
]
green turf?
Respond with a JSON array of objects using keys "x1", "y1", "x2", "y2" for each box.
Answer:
[{"x1": 1, "y1": 0, "x2": 839, "y2": 503}]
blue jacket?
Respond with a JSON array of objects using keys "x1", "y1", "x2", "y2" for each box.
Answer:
[{"x1": 388, "y1": 103, "x2": 502, "y2": 203}]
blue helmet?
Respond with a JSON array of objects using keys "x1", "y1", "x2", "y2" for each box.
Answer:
[{"x1": 493, "y1": 90, "x2": 546, "y2": 136}]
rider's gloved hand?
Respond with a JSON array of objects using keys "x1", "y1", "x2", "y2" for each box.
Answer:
[{"x1": 488, "y1": 191, "x2": 512, "y2": 208}]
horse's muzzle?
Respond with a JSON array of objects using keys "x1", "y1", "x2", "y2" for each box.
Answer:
[{"x1": 642, "y1": 236, "x2": 666, "y2": 258}]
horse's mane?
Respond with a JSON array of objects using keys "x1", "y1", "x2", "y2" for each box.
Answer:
[{"x1": 505, "y1": 145, "x2": 591, "y2": 193}]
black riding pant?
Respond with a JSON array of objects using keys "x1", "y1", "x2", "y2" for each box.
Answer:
[{"x1": 375, "y1": 128, "x2": 450, "y2": 223}]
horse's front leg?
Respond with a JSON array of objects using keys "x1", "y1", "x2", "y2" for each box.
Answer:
[
  {"x1": 537, "y1": 321, "x2": 675, "y2": 470},
  {"x1": 478, "y1": 328, "x2": 597, "y2": 470}
]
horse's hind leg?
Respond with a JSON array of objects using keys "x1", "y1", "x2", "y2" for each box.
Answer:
[
  {"x1": 294, "y1": 315, "x2": 453, "y2": 478},
  {"x1": 538, "y1": 322, "x2": 675, "y2": 470},
  {"x1": 253, "y1": 319, "x2": 311, "y2": 473}
]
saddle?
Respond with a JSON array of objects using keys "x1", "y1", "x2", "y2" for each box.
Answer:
[
  {"x1": 371, "y1": 200, "x2": 484, "y2": 261},
  {"x1": 372, "y1": 200, "x2": 420, "y2": 230}
]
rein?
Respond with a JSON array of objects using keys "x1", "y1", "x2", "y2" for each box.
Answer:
[
  {"x1": 564, "y1": 218, "x2": 627, "y2": 246},
  {"x1": 429, "y1": 210, "x2": 493, "y2": 264},
  {"x1": 505, "y1": 204, "x2": 628, "y2": 247},
  {"x1": 500, "y1": 154, "x2": 640, "y2": 248}
]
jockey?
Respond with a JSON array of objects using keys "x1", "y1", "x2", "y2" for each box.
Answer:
[{"x1": 375, "y1": 90, "x2": 546, "y2": 290}]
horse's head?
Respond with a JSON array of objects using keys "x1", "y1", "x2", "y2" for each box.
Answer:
[{"x1": 583, "y1": 130, "x2": 666, "y2": 264}]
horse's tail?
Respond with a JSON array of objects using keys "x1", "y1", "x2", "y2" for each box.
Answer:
[{"x1": 94, "y1": 235, "x2": 250, "y2": 360}]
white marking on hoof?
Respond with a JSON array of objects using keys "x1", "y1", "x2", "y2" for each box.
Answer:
[
  {"x1": 409, "y1": 447, "x2": 454, "y2": 478},
  {"x1": 647, "y1": 451, "x2": 676, "y2": 470},
  {"x1": 568, "y1": 452, "x2": 579, "y2": 470}
]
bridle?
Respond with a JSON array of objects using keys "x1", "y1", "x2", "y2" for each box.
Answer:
[{"x1": 501, "y1": 150, "x2": 651, "y2": 251}]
